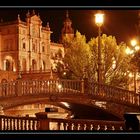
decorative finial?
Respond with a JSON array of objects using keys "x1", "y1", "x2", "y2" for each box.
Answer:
[
  {"x1": 46, "y1": 22, "x2": 50, "y2": 31},
  {"x1": 26, "y1": 10, "x2": 30, "y2": 17},
  {"x1": 38, "y1": 13, "x2": 40, "y2": 18},
  {"x1": 47, "y1": 22, "x2": 49, "y2": 28},
  {"x1": 18, "y1": 14, "x2": 20, "y2": 21},
  {"x1": 66, "y1": 10, "x2": 69, "y2": 18},
  {"x1": 32, "y1": 10, "x2": 35, "y2": 15}
]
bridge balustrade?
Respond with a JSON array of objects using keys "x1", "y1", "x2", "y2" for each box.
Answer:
[
  {"x1": 0, "y1": 115, "x2": 125, "y2": 131},
  {"x1": 46, "y1": 118, "x2": 124, "y2": 131},
  {"x1": 0, "y1": 79, "x2": 140, "y2": 108},
  {"x1": 0, "y1": 79, "x2": 82, "y2": 97},
  {"x1": 0, "y1": 115, "x2": 38, "y2": 130},
  {"x1": 88, "y1": 82, "x2": 140, "y2": 106}
]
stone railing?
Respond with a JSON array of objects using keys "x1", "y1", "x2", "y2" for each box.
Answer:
[
  {"x1": 88, "y1": 82, "x2": 140, "y2": 107},
  {"x1": 0, "y1": 79, "x2": 139, "y2": 108},
  {"x1": 0, "y1": 115, "x2": 38, "y2": 130},
  {"x1": 0, "y1": 79, "x2": 83, "y2": 97},
  {"x1": 0, "y1": 114, "x2": 125, "y2": 131}
]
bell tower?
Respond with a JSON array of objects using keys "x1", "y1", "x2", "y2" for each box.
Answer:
[{"x1": 60, "y1": 10, "x2": 74, "y2": 44}]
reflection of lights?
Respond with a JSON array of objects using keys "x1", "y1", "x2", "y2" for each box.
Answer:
[
  {"x1": 61, "y1": 102, "x2": 70, "y2": 108},
  {"x1": 95, "y1": 101, "x2": 106, "y2": 108}
]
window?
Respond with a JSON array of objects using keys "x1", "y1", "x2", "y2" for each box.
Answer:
[
  {"x1": 23, "y1": 43, "x2": 26, "y2": 50},
  {"x1": 42, "y1": 46, "x2": 45, "y2": 52},
  {"x1": 32, "y1": 44, "x2": 35, "y2": 52}
]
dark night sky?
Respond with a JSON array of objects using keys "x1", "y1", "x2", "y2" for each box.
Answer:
[{"x1": 0, "y1": 9, "x2": 139, "y2": 45}]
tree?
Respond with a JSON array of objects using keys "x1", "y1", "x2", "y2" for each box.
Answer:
[
  {"x1": 88, "y1": 34, "x2": 131, "y2": 88},
  {"x1": 51, "y1": 49, "x2": 65, "y2": 75},
  {"x1": 63, "y1": 31, "x2": 131, "y2": 88},
  {"x1": 130, "y1": 50, "x2": 140, "y2": 72},
  {"x1": 63, "y1": 31, "x2": 91, "y2": 80}
]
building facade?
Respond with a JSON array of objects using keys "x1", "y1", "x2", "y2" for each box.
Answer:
[
  {"x1": 0, "y1": 10, "x2": 66, "y2": 82},
  {"x1": 0, "y1": 11, "x2": 52, "y2": 72}
]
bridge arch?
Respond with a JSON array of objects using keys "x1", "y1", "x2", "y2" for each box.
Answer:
[
  {"x1": 1, "y1": 95, "x2": 122, "y2": 121},
  {"x1": 0, "y1": 79, "x2": 139, "y2": 120}
]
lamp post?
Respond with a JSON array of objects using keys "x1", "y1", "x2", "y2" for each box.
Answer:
[
  {"x1": 95, "y1": 11, "x2": 104, "y2": 86},
  {"x1": 126, "y1": 39, "x2": 140, "y2": 93}
]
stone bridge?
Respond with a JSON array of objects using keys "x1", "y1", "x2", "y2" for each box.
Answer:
[{"x1": 0, "y1": 79, "x2": 140, "y2": 119}]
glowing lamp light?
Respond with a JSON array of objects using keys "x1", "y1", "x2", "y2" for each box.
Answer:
[
  {"x1": 131, "y1": 39, "x2": 137, "y2": 47},
  {"x1": 57, "y1": 84, "x2": 62, "y2": 89},
  {"x1": 95, "y1": 13, "x2": 104, "y2": 27},
  {"x1": 135, "y1": 45, "x2": 140, "y2": 51}
]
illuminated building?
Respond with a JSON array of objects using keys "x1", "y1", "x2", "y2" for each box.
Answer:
[{"x1": 0, "y1": 10, "x2": 67, "y2": 82}]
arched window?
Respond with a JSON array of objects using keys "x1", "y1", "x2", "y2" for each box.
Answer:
[
  {"x1": 4, "y1": 59, "x2": 10, "y2": 71},
  {"x1": 23, "y1": 43, "x2": 26, "y2": 50},
  {"x1": 32, "y1": 59, "x2": 37, "y2": 71},
  {"x1": 42, "y1": 42, "x2": 45, "y2": 52}
]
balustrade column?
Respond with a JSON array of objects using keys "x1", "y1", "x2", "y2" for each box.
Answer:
[
  {"x1": 35, "y1": 112, "x2": 50, "y2": 130},
  {"x1": 15, "y1": 80, "x2": 22, "y2": 96},
  {"x1": 81, "y1": 79, "x2": 84, "y2": 94}
]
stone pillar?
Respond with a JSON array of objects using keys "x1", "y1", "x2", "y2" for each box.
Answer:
[
  {"x1": 35, "y1": 112, "x2": 50, "y2": 130},
  {"x1": 124, "y1": 113, "x2": 140, "y2": 131}
]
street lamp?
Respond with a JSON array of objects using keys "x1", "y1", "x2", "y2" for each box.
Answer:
[
  {"x1": 126, "y1": 39, "x2": 140, "y2": 93},
  {"x1": 95, "y1": 11, "x2": 104, "y2": 86},
  {"x1": 131, "y1": 39, "x2": 139, "y2": 93}
]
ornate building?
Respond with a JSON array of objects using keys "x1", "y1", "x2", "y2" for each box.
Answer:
[{"x1": 0, "y1": 10, "x2": 65, "y2": 82}]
